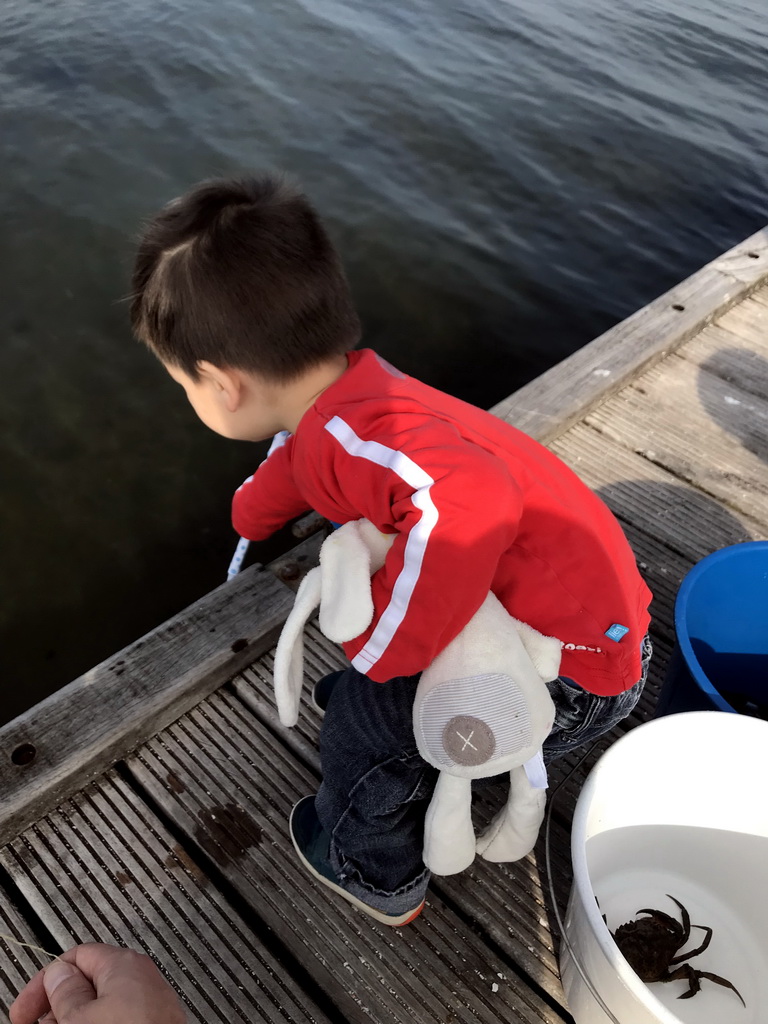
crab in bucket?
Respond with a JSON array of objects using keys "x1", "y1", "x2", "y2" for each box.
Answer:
[{"x1": 608, "y1": 894, "x2": 745, "y2": 1006}]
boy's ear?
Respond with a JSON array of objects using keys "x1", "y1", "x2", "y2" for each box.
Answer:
[{"x1": 197, "y1": 360, "x2": 242, "y2": 412}]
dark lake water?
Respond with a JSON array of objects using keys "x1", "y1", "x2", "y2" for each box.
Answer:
[{"x1": 1, "y1": 0, "x2": 766, "y2": 723}]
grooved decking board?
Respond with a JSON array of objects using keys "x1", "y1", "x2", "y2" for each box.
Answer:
[
  {"x1": 685, "y1": 323, "x2": 768, "y2": 404},
  {"x1": 549, "y1": 424, "x2": 767, "y2": 562},
  {"x1": 436, "y1": 799, "x2": 567, "y2": 1004},
  {"x1": 678, "y1": 291, "x2": 768, "y2": 405},
  {"x1": 125, "y1": 691, "x2": 570, "y2": 1024},
  {"x1": 0, "y1": 772, "x2": 332, "y2": 1024},
  {"x1": 234, "y1": 623, "x2": 344, "y2": 768},
  {"x1": 626, "y1": 631, "x2": 673, "y2": 722},
  {"x1": 603, "y1": 521, "x2": 688, "y2": 651},
  {"x1": 586, "y1": 355, "x2": 768, "y2": 524},
  {"x1": 536, "y1": 816, "x2": 576, "y2": 924},
  {"x1": 0, "y1": 566, "x2": 294, "y2": 848},
  {"x1": 715, "y1": 289, "x2": 768, "y2": 346},
  {"x1": 0, "y1": 886, "x2": 49, "y2": 1024},
  {"x1": 233, "y1": 635, "x2": 569, "y2": 1005}
]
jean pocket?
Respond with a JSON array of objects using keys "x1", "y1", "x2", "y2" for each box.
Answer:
[
  {"x1": 548, "y1": 676, "x2": 645, "y2": 747},
  {"x1": 548, "y1": 680, "x2": 605, "y2": 740}
]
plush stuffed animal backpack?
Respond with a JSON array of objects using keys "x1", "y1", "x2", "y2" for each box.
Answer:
[{"x1": 273, "y1": 519, "x2": 561, "y2": 875}]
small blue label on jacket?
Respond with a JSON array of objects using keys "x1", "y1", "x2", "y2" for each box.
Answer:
[{"x1": 605, "y1": 623, "x2": 630, "y2": 642}]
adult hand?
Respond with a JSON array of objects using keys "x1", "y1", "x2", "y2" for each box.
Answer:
[{"x1": 8, "y1": 942, "x2": 187, "y2": 1024}]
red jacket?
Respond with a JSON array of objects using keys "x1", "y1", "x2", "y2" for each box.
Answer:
[{"x1": 233, "y1": 349, "x2": 652, "y2": 695}]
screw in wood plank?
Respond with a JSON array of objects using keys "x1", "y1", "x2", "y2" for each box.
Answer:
[{"x1": 11, "y1": 743, "x2": 36, "y2": 766}]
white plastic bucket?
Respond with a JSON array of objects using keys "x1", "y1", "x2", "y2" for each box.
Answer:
[{"x1": 561, "y1": 712, "x2": 768, "y2": 1024}]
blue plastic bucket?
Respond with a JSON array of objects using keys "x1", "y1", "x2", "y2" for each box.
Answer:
[{"x1": 655, "y1": 541, "x2": 768, "y2": 718}]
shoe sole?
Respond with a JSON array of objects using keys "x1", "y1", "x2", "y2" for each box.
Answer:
[
  {"x1": 289, "y1": 804, "x2": 425, "y2": 927},
  {"x1": 310, "y1": 687, "x2": 326, "y2": 717}
]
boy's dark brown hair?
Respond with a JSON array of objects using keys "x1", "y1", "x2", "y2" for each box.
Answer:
[{"x1": 130, "y1": 175, "x2": 361, "y2": 381}]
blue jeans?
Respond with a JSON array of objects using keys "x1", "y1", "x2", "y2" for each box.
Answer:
[{"x1": 315, "y1": 637, "x2": 652, "y2": 915}]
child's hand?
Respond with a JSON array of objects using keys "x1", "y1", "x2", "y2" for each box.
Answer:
[{"x1": 9, "y1": 943, "x2": 186, "y2": 1024}]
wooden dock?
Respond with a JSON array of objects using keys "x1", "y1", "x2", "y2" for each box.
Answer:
[{"x1": 1, "y1": 228, "x2": 767, "y2": 1023}]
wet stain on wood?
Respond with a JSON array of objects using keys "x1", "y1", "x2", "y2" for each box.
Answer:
[
  {"x1": 194, "y1": 802, "x2": 262, "y2": 864},
  {"x1": 114, "y1": 871, "x2": 132, "y2": 886},
  {"x1": 166, "y1": 772, "x2": 186, "y2": 794}
]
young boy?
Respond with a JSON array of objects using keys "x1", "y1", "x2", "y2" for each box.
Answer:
[{"x1": 131, "y1": 175, "x2": 653, "y2": 927}]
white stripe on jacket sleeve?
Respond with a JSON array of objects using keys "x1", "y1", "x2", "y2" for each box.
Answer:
[{"x1": 324, "y1": 416, "x2": 439, "y2": 675}]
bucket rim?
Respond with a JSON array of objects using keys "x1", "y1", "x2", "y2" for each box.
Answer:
[{"x1": 674, "y1": 541, "x2": 768, "y2": 713}]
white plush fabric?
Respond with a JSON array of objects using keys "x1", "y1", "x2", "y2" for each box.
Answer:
[
  {"x1": 412, "y1": 594, "x2": 557, "y2": 776},
  {"x1": 513, "y1": 618, "x2": 564, "y2": 683},
  {"x1": 423, "y1": 773, "x2": 474, "y2": 875},
  {"x1": 272, "y1": 519, "x2": 560, "y2": 874},
  {"x1": 272, "y1": 567, "x2": 322, "y2": 727},
  {"x1": 412, "y1": 593, "x2": 556, "y2": 872},
  {"x1": 318, "y1": 522, "x2": 375, "y2": 642},
  {"x1": 475, "y1": 764, "x2": 548, "y2": 863}
]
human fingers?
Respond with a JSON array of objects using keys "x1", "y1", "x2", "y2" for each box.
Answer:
[
  {"x1": 22, "y1": 943, "x2": 162, "y2": 999},
  {"x1": 10, "y1": 943, "x2": 185, "y2": 1024},
  {"x1": 43, "y1": 959, "x2": 98, "y2": 1021},
  {"x1": 8, "y1": 948, "x2": 84, "y2": 1024},
  {"x1": 70, "y1": 944, "x2": 186, "y2": 1024},
  {"x1": 8, "y1": 954, "x2": 94, "y2": 1024},
  {"x1": 7, "y1": 968, "x2": 46, "y2": 1024}
]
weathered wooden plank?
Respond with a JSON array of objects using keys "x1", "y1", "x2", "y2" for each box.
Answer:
[
  {"x1": 713, "y1": 235, "x2": 768, "y2": 286},
  {"x1": 538, "y1": 813, "x2": 576, "y2": 925},
  {"x1": 678, "y1": 321, "x2": 768, "y2": 404},
  {"x1": 437, "y1": 813, "x2": 565, "y2": 1001},
  {"x1": 269, "y1": 531, "x2": 326, "y2": 590},
  {"x1": 0, "y1": 566, "x2": 294, "y2": 847},
  {"x1": 715, "y1": 291, "x2": 768, "y2": 349},
  {"x1": 629, "y1": 630, "x2": 674, "y2": 722},
  {"x1": 233, "y1": 622, "x2": 344, "y2": 770},
  {"x1": 490, "y1": 226, "x2": 768, "y2": 444},
  {"x1": 0, "y1": 886, "x2": 49, "y2": 1024},
  {"x1": 0, "y1": 771, "x2": 332, "y2": 1024},
  {"x1": 587, "y1": 355, "x2": 768, "y2": 525},
  {"x1": 549, "y1": 423, "x2": 767, "y2": 562},
  {"x1": 620, "y1": 522, "x2": 691, "y2": 650},
  {"x1": 234, "y1": 644, "x2": 569, "y2": 1005},
  {"x1": 126, "y1": 691, "x2": 570, "y2": 1024}
]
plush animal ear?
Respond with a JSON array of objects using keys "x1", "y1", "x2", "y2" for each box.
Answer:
[
  {"x1": 318, "y1": 521, "x2": 376, "y2": 642},
  {"x1": 273, "y1": 567, "x2": 322, "y2": 726}
]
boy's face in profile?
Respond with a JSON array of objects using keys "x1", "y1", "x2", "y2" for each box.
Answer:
[
  {"x1": 165, "y1": 362, "x2": 229, "y2": 435},
  {"x1": 164, "y1": 361, "x2": 285, "y2": 443}
]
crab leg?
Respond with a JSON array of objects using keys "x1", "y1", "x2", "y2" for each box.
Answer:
[
  {"x1": 670, "y1": 924, "x2": 712, "y2": 964},
  {"x1": 663, "y1": 964, "x2": 745, "y2": 1007},
  {"x1": 690, "y1": 971, "x2": 745, "y2": 1008}
]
